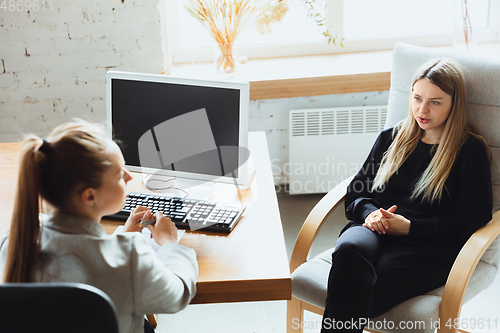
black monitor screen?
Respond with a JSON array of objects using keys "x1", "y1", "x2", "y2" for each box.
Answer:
[{"x1": 111, "y1": 78, "x2": 241, "y2": 177}]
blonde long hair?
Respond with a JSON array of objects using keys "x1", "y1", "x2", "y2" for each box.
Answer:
[
  {"x1": 372, "y1": 58, "x2": 480, "y2": 204},
  {"x1": 3, "y1": 119, "x2": 113, "y2": 283}
]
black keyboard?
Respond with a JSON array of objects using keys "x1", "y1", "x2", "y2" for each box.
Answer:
[{"x1": 104, "y1": 192, "x2": 245, "y2": 234}]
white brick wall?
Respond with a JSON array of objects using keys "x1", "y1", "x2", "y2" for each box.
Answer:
[{"x1": 0, "y1": 0, "x2": 164, "y2": 142}]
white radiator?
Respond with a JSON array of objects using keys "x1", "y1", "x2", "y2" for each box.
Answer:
[{"x1": 289, "y1": 105, "x2": 388, "y2": 194}]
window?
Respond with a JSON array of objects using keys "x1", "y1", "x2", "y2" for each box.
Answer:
[
  {"x1": 165, "y1": 0, "x2": 329, "y2": 63},
  {"x1": 177, "y1": 0, "x2": 326, "y2": 50},
  {"x1": 162, "y1": 0, "x2": 498, "y2": 64},
  {"x1": 342, "y1": 0, "x2": 494, "y2": 39},
  {"x1": 343, "y1": 0, "x2": 454, "y2": 39}
]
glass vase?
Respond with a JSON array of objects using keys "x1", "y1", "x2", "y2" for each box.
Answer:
[{"x1": 214, "y1": 43, "x2": 237, "y2": 75}]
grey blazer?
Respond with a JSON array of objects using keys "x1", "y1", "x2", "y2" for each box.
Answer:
[{"x1": 0, "y1": 212, "x2": 198, "y2": 333}]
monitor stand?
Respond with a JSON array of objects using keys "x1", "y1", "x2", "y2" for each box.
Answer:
[
  {"x1": 174, "y1": 178, "x2": 215, "y2": 201},
  {"x1": 141, "y1": 154, "x2": 257, "y2": 201},
  {"x1": 142, "y1": 174, "x2": 215, "y2": 201}
]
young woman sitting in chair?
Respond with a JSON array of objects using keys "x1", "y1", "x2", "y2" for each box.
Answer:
[{"x1": 321, "y1": 58, "x2": 493, "y2": 332}]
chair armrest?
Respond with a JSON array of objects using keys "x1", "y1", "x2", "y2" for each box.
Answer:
[
  {"x1": 289, "y1": 175, "x2": 354, "y2": 274},
  {"x1": 146, "y1": 314, "x2": 158, "y2": 328},
  {"x1": 438, "y1": 211, "x2": 500, "y2": 333}
]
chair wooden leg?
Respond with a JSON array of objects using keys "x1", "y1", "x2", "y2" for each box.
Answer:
[
  {"x1": 146, "y1": 314, "x2": 158, "y2": 328},
  {"x1": 287, "y1": 297, "x2": 304, "y2": 333}
]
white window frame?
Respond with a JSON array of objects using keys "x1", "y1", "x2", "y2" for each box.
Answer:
[{"x1": 160, "y1": 0, "x2": 500, "y2": 68}]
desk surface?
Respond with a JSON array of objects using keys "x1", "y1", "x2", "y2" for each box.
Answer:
[{"x1": 0, "y1": 132, "x2": 291, "y2": 304}]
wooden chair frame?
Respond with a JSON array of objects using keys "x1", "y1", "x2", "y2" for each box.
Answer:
[
  {"x1": 146, "y1": 314, "x2": 158, "y2": 328},
  {"x1": 287, "y1": 176, "x2": 500, "y2": 333}
]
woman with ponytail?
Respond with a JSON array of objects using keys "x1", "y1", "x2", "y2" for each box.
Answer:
[
  {"x1": 0, "y1": 119, "x2": 198, "y2": 333},
  {"x1": 321, "y1": 59, "x2": 493, "y2": 332}
]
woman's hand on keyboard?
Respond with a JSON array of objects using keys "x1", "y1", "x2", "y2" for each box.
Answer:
[
  {"x1": 146, "y1": 212, "x2": 178, "y2": 245},
  {"x1": 123, "y1": 206, "x2": 152, "y2": 233}
]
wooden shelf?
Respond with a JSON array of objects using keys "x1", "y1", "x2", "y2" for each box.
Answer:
[{"x1": 249, "y1": 72, "x2": 391, "y2": 100}]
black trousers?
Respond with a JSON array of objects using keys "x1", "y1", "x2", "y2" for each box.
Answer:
[
  {"x1": 144, "y1": 319, "x2": 155, "y2": 333},
  {"x1": 321, "y1": 224, "x2": 453, "y2": 332}
]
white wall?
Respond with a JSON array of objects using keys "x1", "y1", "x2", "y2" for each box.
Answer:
[
  {"x1": 0, "y1": 0, "x2": 164, "y2": 142},
  {"x1": 249, "y1": 91, "x2": 389, "y2": 185}
]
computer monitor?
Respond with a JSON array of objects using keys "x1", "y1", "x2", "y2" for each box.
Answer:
[{"x1": 106, "y1": 71, "x2": 250, "y2": 190}]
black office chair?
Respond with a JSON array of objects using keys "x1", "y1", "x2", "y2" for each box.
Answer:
[{"x1": 0, "y1": 282, "x2": 119, "y2": 333}]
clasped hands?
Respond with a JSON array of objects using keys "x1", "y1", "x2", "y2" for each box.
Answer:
[{"x1": 363, "y1": 205, "x2": 411, "y2": 236}]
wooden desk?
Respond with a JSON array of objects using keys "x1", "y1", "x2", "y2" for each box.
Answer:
[{"x1": 0, "y1": 132, "x2": 291, "y2": 304}]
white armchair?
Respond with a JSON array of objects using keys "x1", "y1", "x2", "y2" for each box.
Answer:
[{"x1": 287, "y1": 43, "x2": 500, "y2": 333}]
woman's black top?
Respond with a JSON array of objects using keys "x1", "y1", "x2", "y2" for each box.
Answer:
[{"x1": 345, "y1": 128, "x2": 493, "y2": 263}]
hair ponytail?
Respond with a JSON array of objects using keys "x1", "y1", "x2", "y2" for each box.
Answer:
[
  {"x1": 3, "y1": 119, "x2": 113, "y2": 283},
  {"x1": 3, "y1": 137, "x2": 45, "y2": 282}
]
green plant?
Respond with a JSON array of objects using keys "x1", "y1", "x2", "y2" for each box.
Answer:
[{"x1": 301, "y1": 0, "x2": 344, "y2": 46}]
